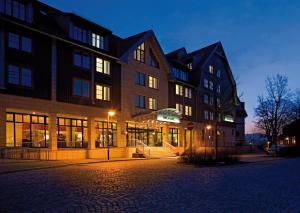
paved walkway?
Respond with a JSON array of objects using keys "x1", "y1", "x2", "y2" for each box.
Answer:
[{"x1": 0, "y1": 156, "x2": 299, "y2": 212}]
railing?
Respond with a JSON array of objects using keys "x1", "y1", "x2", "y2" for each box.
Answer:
[
  {"x1": 135, "y1": 140, "x2": 151, "y2": 158},
  {"x1": 163, "y1": 141, "x2": 177, "y2": 154}
]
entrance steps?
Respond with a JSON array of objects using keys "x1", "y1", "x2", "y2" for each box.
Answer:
[{"x1": 148, "y1": 147, "x2": 177, "y2": 158}]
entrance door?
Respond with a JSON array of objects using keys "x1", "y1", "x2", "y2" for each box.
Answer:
[{"x1": 185, "y1": 129, "x2": 193, "y2": 150}]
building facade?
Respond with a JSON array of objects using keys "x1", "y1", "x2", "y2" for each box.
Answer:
[{"x1": 0, "y1": 0, "x2": 247, "y2": 160}]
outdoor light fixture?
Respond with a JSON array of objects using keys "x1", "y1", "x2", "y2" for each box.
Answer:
[
  {"x1": 206, "y1": 125, "x2": 212, "y2": 130},
  {"x1": 108, "y1": 111, "x2": 115, "y2": 117}
]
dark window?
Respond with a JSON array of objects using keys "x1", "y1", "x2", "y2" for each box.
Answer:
[
  {"x1": 8, "y1": 32, "x2": 31, "y2": 53},
  {"x1": 135, "y1": 72, "x2": 145, "y2": 86},
  {"x1": 1, "y1": 0, "x2": 32, "y2": 22},
  {"x1": 150, "y1": 49, "x2": 159, "y2": 68},
  {"x1": 7, "y1": 64, "x2": 32, "y2": 87},
  {"x1": 73, "y1": 53, "x2": 91, "y2": 70},
  {"x1": 73, "y1": 79, "x2": 90, "y2": 97},
  {"x1": 134, "y1": 95, "x2": 145, "y2": 108}
]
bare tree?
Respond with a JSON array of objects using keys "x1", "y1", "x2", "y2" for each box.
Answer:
[
  {"x1": 255, "y1": 74, "x2": 293, "y2": 145},
  {"x1": 292, "y1": 89, "x2": 300, "y2": 120}
]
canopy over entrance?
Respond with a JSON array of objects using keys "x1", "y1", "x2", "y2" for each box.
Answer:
[{"x1": 132, "y1": 108, "x2": 182, "y2": 124}]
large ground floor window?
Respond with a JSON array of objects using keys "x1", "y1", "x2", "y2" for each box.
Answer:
[
  {"x1": 168, "y1": 128, "x2": 180, "y2": 147},
  {"x1": 95, "y1": 121, "x2": 117, "y2": 148},
  {"x1": 6, "y1": 112, "x2": 49, "y2": 148},
  {"x1": 57, "y1": 117, "x2": 88, "y2": 148},
  {"x1": 126, "y1": 123, "x2": 162, "y2": 147}
]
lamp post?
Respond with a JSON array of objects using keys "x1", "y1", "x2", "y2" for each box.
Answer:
[
  {"x1": 205, "y1": 125, "x2": 211, "y2": 159},
  {"x1": 107, "y1": 111, "x2": 115, "y2": 160}
]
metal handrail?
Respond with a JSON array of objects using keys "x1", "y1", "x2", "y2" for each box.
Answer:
[
  {"x1": 163, "y1": 141, "x2": 177, "y2": 153},
  {"x1": 135, "y1": 140, "x2": 151, "y2": 158}
]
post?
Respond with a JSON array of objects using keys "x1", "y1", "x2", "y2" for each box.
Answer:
[
  {"x1": 189, "y1": 129, "x2": 192, "y2": 157},
  {"x1": 49, "y1": 113, "x2": 57, "y2": 151},
  {"x1": 204, "y1": 127, "x2": 207, "y2": 160},
  {"x1": 0, "y1": 106, "x2": 6, "y2": 148},
  {"x1": 88, "y1": 117, "x2": 96, "y2": 150},
  {"x1": 107, "y1": 113, "x2": 110, "y2": 160}
]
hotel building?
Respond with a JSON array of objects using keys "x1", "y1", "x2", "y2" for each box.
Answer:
[{"x1": 0, "y1": 0, "x2": 247, "y2": 160}]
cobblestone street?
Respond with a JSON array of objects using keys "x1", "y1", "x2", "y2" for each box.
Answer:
[{"x1": 0, "y1": 157, "x2": 300, "y2": 213}]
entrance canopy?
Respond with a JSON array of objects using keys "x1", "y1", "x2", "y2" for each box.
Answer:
[{"x1": 132, "y1": 108, "x2": 182, "y2": 124}]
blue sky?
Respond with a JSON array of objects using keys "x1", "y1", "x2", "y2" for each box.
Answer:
[{"x1": 41, "y1": 0, "x2": 300, "y2": 133}]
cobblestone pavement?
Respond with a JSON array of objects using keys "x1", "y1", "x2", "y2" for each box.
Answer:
[{"x1": 0, "y1": 157, "x2": 300, "y2": 213}]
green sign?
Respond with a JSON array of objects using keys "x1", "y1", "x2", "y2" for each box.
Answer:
[{"x1": 156, "y1": 108, "x2": 181, "y2": 123}]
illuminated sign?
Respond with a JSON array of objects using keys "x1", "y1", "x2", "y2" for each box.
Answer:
[
  {"x1": 224, "y1": 115, "x2": 234, "y2": 123},
  {"x1": 156, "y1": 108, "x2": 181, "y2": 123}
]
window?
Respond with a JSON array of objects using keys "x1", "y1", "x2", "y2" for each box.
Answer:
[
  {"x1": 217, "y1": 85, "x2": 221, "y2": 93},
  {"x1": 95, "y1": 121, "x2": 117, "y2": 148},
  {"x1": 204, "y1": 111, "x2": 209, "y2": 120},
  {"x1": 210, "y1": 95, "x2": 214, "y2": 105},
  {"x1": 73, "y1": 79, "x2": 90, "y2": 97},
  {"x1": 149, "y1": 97, "x2": 157, "y2": 110},
  {"x1": 218, "y1": 113, "x2": 221, "y2": 122},
  {"x1": 149, "y1": 76, "x2": 158, "y2": 89},
  {"x1": 204, "y1": 94, "x2": 209, "y2": 104},
  {"x1": 176, "y1": 103, "x2": 183, "y2": 114},
  {"x1": 209, "y1": 81, "x2": 214, "y2": 90},
  {"x1": 204, "y1": 79, "x2": 209, "y2": 88},
  {"x1": 92, "y1": 33, "x2": 105, "y2": 49},
  {"x1": 217, "y1": 70, "x2": 221, "y2": 78},
  {"x1": 209, "y1": 65, "x2": 214, "y2": 74},
  {"x1": 187, "y1": 62, "x2": 192, "y2": 70},
  {"x1": 96, "y1": 84, "x2": 110, "y2": 101},
  {"x1": 171, "y1": 67, "x2": 188, "y2": 81},
  {"x1": 217, "y1": 98, "x2": 221, "y2": 108},
  {"x1": 96, "y1": 58, "x2": 110, "y2": 74},
  {"x1": 175, "y1": 84, "x2": 183, "y2": 96},
  {"x1": 7, "y1": 64, "x2": 32, "y2": 87},
  {"x1": 71, "y1": 25, "x2": 88, "y2": 43},
  {"x1": 135, "y1": 95, "x2": 145, "y2": 108},
  {"x1": 8, "y1": 32, "x2": 32, "y2": 53},
  {"x1": 1, "y1": 0, "x2": 32, "y2": 22},
  {"x1": 135, "y1": 72, "x2": 145, "y2": 86},
  {"x1": 150, "y1": 49, "x2": 159, "y2": 68},
  {"x1": 74, "y1": 53, "x2": 91, "y2": 70},
  {"x1": 185, "y1": 106, "x2": 192, "y2": 116},
  {"x1": 185, "y1": 88, "x2": 192, "y2": 98},
  {"x1": 210, "y1": 112, "x2": 214, "y2": 120},
  {"x1": 168, "y1": 128, "x2": 180, "y2": 147},
  {"x1": 134, "y1": 42, "x2": 145, "y2": 62}
]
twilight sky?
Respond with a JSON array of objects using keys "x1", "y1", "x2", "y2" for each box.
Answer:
[{"x1": 41, "y1": 0, "x2": 300, "y2": 133}]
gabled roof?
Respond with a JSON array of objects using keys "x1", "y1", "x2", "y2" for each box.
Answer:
[{"x1": 118, "y1": 30, "x2": 170, "y2": 72}]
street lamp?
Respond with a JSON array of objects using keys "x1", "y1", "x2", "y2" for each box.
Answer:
[
  {"x1": 204, "y1": 125, "x2": 212, "y2": 159},
  {"x1": 107, "y1": 110, "x2": 115, "y2": 160}
]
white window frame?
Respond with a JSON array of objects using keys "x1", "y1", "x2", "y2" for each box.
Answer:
[
  {"x1": 175, "y1": 84, "x2": 183, "y2": 96},
  {"x1": 185, "y1": 88, "x2": 192, "y2": 98},
  {"x1": 96, "y1": 84, "x2": 110, "y2": 101},
  {"x1": 96, "y1": 58, "x2": 110, "y2": 75},
  {"x1": 148, "y1": 76, "x2": 158, "y2": 89},
  {"x1": 149, "y1": 97, "x2": 157, "y2": 110}
]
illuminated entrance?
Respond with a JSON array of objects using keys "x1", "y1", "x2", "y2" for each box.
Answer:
[{"x1": 127, "y1": 108, "x2": 181, "y2": 147}]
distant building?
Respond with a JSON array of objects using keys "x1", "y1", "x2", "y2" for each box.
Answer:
[
  {"x1": 0, "y1": 0, "x2": 246, "y2": 160},
  {"x1": 279, "y1": 119, "x2": 300, "y2": 146}
]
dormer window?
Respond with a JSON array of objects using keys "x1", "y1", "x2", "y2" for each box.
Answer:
[
  {"x1": 134, "y1": 42, "x2": 145, "y2": 63},
  {"x1": 209, "y1": 65, "x2": 214, "y2": 74},
  {"x1": 0, "y1": 0, "x2": 33, "y2": 23},
  {"x1": 92, "y1": 33, "x2": 105, "y2": 49},
  {"x1": 150, "y1": 49, "x2": 159, "y2": 68}
]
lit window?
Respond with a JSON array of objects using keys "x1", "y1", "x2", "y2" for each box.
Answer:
[
  {"x1": 7, "y1": 64, "x2": 32, "y2": 87},
  {"x1": 134, "y1": 42, "x2": 145, "y2": 63},
  {"x1": 187, "y1": 63, "x2": 192, "y2": 70},
  {"x1": 185, "y1": 88, "x2": 192, "y2": 98},
  {"x1": 92, "y1": 33, "x2": 105, "y2": 49},
  {"x1": 135, "y1": 95, "x2": 145, "y2": 108},
  {"x1": 73, "y1": 79, "x2": 90, "y2": 97},
  {"x1": 209, "y1": 65, "x2": 214, "y2": 74},
  {"x1": 149, "y1": 76, "x2": 158, "y2": 89},
  {"x1": 135, "y1": 72, "x2": 145, "y2": 86},
  {"x1": 204, "y1": 111, "x2": 209, "y2": 120},
  {"x1": 175, "y1": 84, "x2": 183, "y2": 96},
  {"x1": 185, "y1": 106, "x2": 192, "y2": 116},
  {"x1": 217, "y1": 70, "x2": 221, "y2": 78},
  {"x1": 204, "y1": 94, "x2": 209, "y2": 104},
  {"x1": 96, "y1": 84, "x2": 110, "y2": 101},
  {"x1": 209, "y1": 81, "x2": 214, "y2": 91},
  {"x1": 149, "y1": 97, "x2": 157, "y2": 110},
  {"x1": 204, "y1": 79, "x2": 209, "y2": 88},
  {"x1": 176, "y1": 103, "x2": 183, "y2": 114},
  {"x1": 96, "y1": 58, "x2": 110, "y2": 74}
]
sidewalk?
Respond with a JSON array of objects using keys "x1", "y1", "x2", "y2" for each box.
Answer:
[
  {"x1": 0, "y1": 158, "x2": 147, "y2": 175},
  {"x1": 237, "y1": 153, "x2": 283, "y2": 163}
]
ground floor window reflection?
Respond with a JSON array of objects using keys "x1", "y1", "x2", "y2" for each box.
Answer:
[
  {"x1": 95, "y1": 121, "x2": 117, "y2": 148},
  {"x1": 57, "y1": 117, "x2": 88, "y2": 148},
  {"x1": 126, "y1": 123, "x2": 162, "y2": 147},
  {"x1": 168, "y1": 128, "x2": 180, "y2": 147},
  {"x1": 6, "y1": 112, "x2": 49, "y2": 148}
]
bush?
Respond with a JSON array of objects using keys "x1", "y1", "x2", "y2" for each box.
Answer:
[{"x1": 181, "y1": 151, "x2": 240, "y2": 166}]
